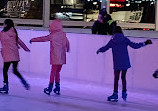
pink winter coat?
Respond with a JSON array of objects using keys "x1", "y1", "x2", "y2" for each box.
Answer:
[
  {"x1": 0, "y1": 27, "x2": 30, "y2": 62},
  {"x1": 31, "y1": 19, "x2": 70, "y2": 65}
]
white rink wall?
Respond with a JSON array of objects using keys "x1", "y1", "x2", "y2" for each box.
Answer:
[{"x1": 0, "y1": 28, "x2": 158, "y2": 92}]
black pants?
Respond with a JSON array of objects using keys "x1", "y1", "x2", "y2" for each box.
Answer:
[
  {"x1": 114, "y1": 70, "x2": 127, "y2": 92},
  {"x1": 3, "y1": 61, "x2": 23, "y2": 83}
]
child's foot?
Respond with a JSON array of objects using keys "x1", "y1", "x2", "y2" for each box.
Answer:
[
  {"x1": 0, "y1": 83, "x2": 9, "y2": 94},
  {"x1": 44, "y1": 88, "x2": 51, "y2": 95},
  {"x1": 107, "y1": 92, "x2": 118, "y2": 102},
  {"x1": 43, "y1": 83, "x2": 53, "y2": 95},
  {"x1": 53, "y1": 83, "x2": 60, "y2": 95},
  {"x1": 122, "y1": 91, "x2": 127, "y2": 101},
  {"x1": 21, "y1": 79, "x2": 30, "y2": 90}
]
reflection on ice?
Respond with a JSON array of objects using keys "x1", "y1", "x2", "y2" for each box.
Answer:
[{"x1": 0, "y1": 73, "x2": 157, "y2": 111}]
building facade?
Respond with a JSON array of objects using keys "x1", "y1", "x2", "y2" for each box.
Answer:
[{"x1": 0, "y1": 0, "x2": 158, "y2": 30}]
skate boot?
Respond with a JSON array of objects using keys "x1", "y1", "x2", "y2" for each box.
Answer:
[
  {"x1": 44, "y1": 83, "x2": 53, "y2": 95},
  {"x1": 153, "y1": 70, "x2": 158, "y2": 78},
  {"x1": 53, "y1": 82, "x2": 60, "y2": 95},
  {"x1": 0, "y1": 83, "x2": 9, "y2": 94},
  {"x1": 107, "y1": 92, "x2": 118, "y2": 102},
  {"x1": 21, "y1": 79, "x2": 30, "y2": 90},
  {"x1": 122, "y1": 91, "x2": 127, "y2": 101}
]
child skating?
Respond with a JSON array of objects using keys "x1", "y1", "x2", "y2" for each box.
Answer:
[
  {"x1": 30, "y1": 18, "x2": 70, "y2": 95},
  {"x1": 96, "y1": 26, "x2": 152, "y2": 101},
  {"x1": 0, "y1": 19, "x2": 30, "y2": 94}
]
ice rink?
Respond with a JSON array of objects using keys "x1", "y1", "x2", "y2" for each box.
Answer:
[
  {"x1": 0, "y1": 28, "x2": 158, "y2": 111},
  {"x1": 0, "y1": 72, "x2": 158, "y2": 111}
]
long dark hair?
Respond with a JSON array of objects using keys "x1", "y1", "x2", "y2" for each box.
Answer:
[
  {"x1": 3, "y1": 19, "x2": 18, "y2": 42},
  {"x1": 113, "y1": 26, "x2": 123, "y2": 34}
]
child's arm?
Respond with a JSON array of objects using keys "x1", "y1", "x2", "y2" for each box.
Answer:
[
  {"x1": 30, "y1": 35, "x2": 50, "y2": 43},
  {"x1": 0, "y1": 34, "x2": 2, "y2": 52},
  {"x1": 66, "y1": 37, "x2": 70, "y2": 52},
  {"x1": 17, "y1": 38, "x2": 30, "y2": 52},
  {"x1": 97, "y1": 40, "x2": 112, "y2": 54},
  {"x1": 92, "y1": 21, "x2": 98, "y2": 34},
  {"x1": 127, "y1": 38, "x2": 152, "y2": 49}
]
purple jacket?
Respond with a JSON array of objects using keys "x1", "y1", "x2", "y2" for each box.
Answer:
[{"x1": 99, "y1": 33, "x2": 145, "y2": 70}]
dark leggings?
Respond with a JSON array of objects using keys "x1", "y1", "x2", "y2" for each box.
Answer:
[
  {"x1": 114, "y1": 70, "x2": 127, "y2": 92},
  {"x1": 3, "y1": 61, "x2": 23, "y2": 83}
]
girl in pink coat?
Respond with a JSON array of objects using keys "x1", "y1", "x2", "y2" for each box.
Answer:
[
  {"x1": 30, "y1": 18, "x2": 70, "y2": 95},
  {"x1": 0, "y1": 19, "x2": 30, "y2": 94}
]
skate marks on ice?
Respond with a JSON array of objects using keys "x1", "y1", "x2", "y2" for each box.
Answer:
[
  {"x1": 51, "y1": 94, "x2": 106, "y2": 104},
  {"x1": 51, "y1": 94, "x2": 158, "y2": 111},
  {"x1": 106, "y1": 99, "x2": 158, "y2": 111},
  {"x1": 0, "y1": 92, "x2": 158, "y2": 111},
  {"x1": 0, "y1": 76, "x2": 158, "y2": 111},
  {"x1": 0, "y1": 94, "x2": 107, "y2": 111},
  {"x1": 106, "y1": 92, "x2": 158, "y2": 111}
]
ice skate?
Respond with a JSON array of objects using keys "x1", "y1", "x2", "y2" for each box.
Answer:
[
  {"x1": 153, "y1": 70, "x2": 158, "y2": 78},
  {"x1": 44, "y1": 83, "x2": 53, "y2": 95},
  {"x1": 107, "y1": 92, "x2": 118, "y2": 102},
  {"x1": 53, "y1": 82, "x2": 60, "y2": 95},
  {"x1": 0, "y1": 83, "x2": 9, "y2": 94},
  {"x1": 21, "y1": 79, "x2": 30, "y2": 90},
  {"x1": 122, "y1": 91, "x2": 127, "y2": 101}
]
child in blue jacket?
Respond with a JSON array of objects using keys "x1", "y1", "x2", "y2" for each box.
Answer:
[{"x1": 97, "y1": 26, "x2": 152, "y2": 101}]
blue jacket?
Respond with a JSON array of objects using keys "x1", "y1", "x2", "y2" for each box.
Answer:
[{"x1": 99, "y1": 33, "x2": 145, "y2": 70}]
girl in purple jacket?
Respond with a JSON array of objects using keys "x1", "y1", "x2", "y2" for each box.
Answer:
[{"x1": 97, "y1": 26, "x2": 152, "y2": 101}]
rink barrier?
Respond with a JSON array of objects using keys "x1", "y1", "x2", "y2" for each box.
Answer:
[{"x1": 0, "y1": 28, "x2": 158, "y2": 92}]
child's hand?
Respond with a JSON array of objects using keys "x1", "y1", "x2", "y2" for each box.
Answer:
[
  {"x1": 27, "y1": 49, "x2": 31, "y2": 52},
  {"x1": 145, "y1": 39, "x2": 152, "y2": 45},
  {"x1": 67, "y1": 48, "x2": 70, "y2": 53},
  {"x1": 30, "y1": 40, "x2": 32, "y2": 44},
  {"x1": 96, "y1": 49, "x2": 100, "y2": 54}
]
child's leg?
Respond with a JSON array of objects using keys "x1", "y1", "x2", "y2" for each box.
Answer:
[
  {"x1": 3, "y1": 62, "x2": 11, "y2": 83},
  {"x1": 50, "y1": 65, "x2": 58, "y2": 83},
  {"x1": 121, "y1": 70, "x2": 127, "y2": 91},
  {"x1": 107, "y1": 70, "x2": 120, "y2": 101},
  {"x1": 12, "y1": 61, "x2": 23, "y2": 79},
  {"x1": 53, "y1": 65, "x2": 62, "y2": 95},
  {"x1": 121, "y1": 70, "x2": 127, "y2": 101},
  {"x1": 12, "y1": 61, "x2": 30, "y2": 90},
  {"x1": 0, "y1": 62, "x2": 11, "y2": 93},
  {"x1": 44, "y1": 65, "x2": 58, "y2": 95},
  {"x1": 114, "y1": 70, "x2": 120, "y2": 92},
  {"x1": 55, "y1": 65, "x2": 62, "y2": 83}
]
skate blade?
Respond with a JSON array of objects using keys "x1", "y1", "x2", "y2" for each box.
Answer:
[
  {"x1": 107, "y1": 98, "x2": 118, "y2": 102},
  {"x1": 122, "y1": 98, "x2": 127, "y2": 101},
  {"x1": 0, "y1": 91, "x2": 8, "y2": 94},
  {"x1": 53, "y1": 89, "x2": 60, "y2": 95},
  {"x1": 25, "y1": 86, "x2": 30, "y2": 90},
  {"x1": 54, "y1": 91, "x2": 60, "y2": 95},
  {"x1": 44, "y1": 90, "x2": 50, "y2": 95}
]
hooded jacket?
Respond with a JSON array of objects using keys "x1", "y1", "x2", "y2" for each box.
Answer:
[
  {"x1": 0, "y1": 27, "x2": 30, "y2": 62},
  {"x1": 107, "y1": 20, "x2": 117, "y2": 35},
  {"x1": 31, "y1": 19, "x2": 70, "y2": 65},
  {"x1": 92, "y1": 20, "x2": 108, "y2": 35},
  {"x1": 99, "y1": 33, "x2": 145, "y2": 70}
]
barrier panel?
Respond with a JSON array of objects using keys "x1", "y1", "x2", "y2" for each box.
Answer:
[{"x1": 0, "y1": 28, "x2": 158, "y2": 92}]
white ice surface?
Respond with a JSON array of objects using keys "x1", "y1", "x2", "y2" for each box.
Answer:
[{"x1": 0, "y1": 72, "x2": 158, "y2": 111}]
